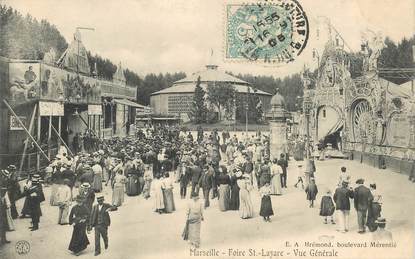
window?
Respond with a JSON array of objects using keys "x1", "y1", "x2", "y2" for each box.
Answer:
[{"x1": 323, "y1": 109, "x2": 326, "y2": 118}]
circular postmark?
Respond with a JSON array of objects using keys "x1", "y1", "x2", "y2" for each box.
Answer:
[
  {"x1": 226, "y1": 0, "x2": 309, "y2": 64},
  {"x1": 15, "y1": 240, "x2": 30, "y2": 255}
]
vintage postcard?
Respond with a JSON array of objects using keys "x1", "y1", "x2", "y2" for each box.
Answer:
[{"x1": 0, "y1": 0, "x2": 414, "y2": 259}]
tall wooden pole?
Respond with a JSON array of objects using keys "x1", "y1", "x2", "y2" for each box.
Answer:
[
  {"x1": 58, "y1": 116, "x2": 62, "y2": 150},
  {"x1": 48, "y1": 115, "x2": 52, "y2": 159},
  {"x1": 19, "y1": 104, "x2": 37, "y2": 173},
  {"x1": 37, "y1": 107, "x2": 41, "y2": 170}
]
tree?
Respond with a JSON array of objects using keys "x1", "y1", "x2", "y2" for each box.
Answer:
[
  {"x1": 190, "y1": 76, "x2": 207, "y2": 123},
  {"x1": 206, "y1": 82, "x2": 236, "y2": 121}
]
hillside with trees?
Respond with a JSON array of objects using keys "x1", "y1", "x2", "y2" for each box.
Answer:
[{"x1": 0, "y1": 4, "x2": 413, "y2": 108}]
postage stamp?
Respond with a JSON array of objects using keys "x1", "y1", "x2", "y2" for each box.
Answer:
[{"x1": 225, "y1": 0, "x2": 309, "y2": 64}]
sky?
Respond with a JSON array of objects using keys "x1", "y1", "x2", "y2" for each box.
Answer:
[{"x1": 2, "y1": 0, "x2": 414, "y2": 78}]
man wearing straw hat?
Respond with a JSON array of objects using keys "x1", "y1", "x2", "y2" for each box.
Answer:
[
  {"x1": 88, "y1": 196, "x2": 117, "y2": 256},
  {"x1": 26, "y1": 174, "x2": 45, "y2": 231}
]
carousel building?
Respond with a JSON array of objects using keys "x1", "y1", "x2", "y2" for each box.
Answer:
[
  {"x1": 304, "y1": 36, "x2": 415, "y2": 174},
  {"x1": 150, "y1": 64, "x2": 272, "y2": 120}
]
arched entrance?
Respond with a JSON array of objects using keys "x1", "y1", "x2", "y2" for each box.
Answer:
[
  {"x1": 350, "y1": 99, "x2": 373, "y2": 143},
  {"x1": 316, "y1": 105, "x2": 344, "y2": 150}
]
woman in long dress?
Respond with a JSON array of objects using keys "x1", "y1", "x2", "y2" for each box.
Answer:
[
  {"x1": 217, "y1": 166, "x2": 230, "y2": 212},
  {"x1": 143, "y1": 165, "x2": 153, "y2": 199},
  {"x1": 151, "y1": 174, "x2": 165, "y2": 213},
  {"x1": 92, "y1": 163, "x2": 103, "y2": 193},
  {"x1": 238, "y1": 174, "x2": 254, "y2": 219},
  {"x1": 228, "y1": 171, "x2": 241, "y2": 210},
  {"x1": 259, "y1": 182, "x2": 274, "y2": 222},
  {"x1": 270, "y1": 159, "x2": 282, "y2": 195},
  {"x1": 68, "y1": 196, "x2": 90, "y2": 255},
  {"x1": 182, "y1": 192, "x2": 204, "y2": 248},
  {"x1": 112, "y1": 171, "x2": 127, "y2": 207},
  {"x1": 162, "y1": 173, "x2": 176, "y2": 213},
  {"x1": 367, "y1": 183, "x2": 382, "y2": 232}
]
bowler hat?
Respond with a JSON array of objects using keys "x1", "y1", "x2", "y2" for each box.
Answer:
[{"x1": 96, "y1": 195, "x2": 105, "y2": 201}]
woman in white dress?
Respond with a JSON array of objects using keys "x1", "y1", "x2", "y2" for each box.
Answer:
[
  {"x1": 270, "y1": 159, "x2": 282, "y2": 195},
  {"x1": 112, "y1": 171, "x2": 127, "y2": 207},
  {"x1": 238, "y1": 174, "x2": 254, "y2": 219},
  {"x1": 151, "y1": 174, "x2": 165, "y2": 213}
]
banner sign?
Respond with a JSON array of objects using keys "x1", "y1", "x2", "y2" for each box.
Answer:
[
  {"x1": 386, "y1": 113, "x2": 411, "y2": 147},
  {"x1": 88, "y1": 104, "x2": 102, "y2": 115},
  {"x1": 8, "y1": 63, "x2": 40, "y2": 107},
  {"x1": 10, "y1": 115, "x2": 27, "y2": 130},
  {"x1": 39, "y1": 101, "x2": 64, "y2": 116}
]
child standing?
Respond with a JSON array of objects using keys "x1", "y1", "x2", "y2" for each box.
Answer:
[
  {"x1": 294, "y1": 164, "x2": 304, "y2": 189},
  {"x1": 319, "y1": 189, "x2": 335, "y2": 224},
  {"x1": 259, "y1": 182, "x2": 274, "y2": 222},
  {"x1": 305, "y1": 178, "x2": 318, "y2": 208}
]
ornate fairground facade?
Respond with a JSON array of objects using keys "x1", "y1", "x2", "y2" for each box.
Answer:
[
  {"x1": 303, "y1": 35, "x2": 415, "y2": 174},
  {"x1": 0, "y1": 30, "x2": 142, "y2": 172}
]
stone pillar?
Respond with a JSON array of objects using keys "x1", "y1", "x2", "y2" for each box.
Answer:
[{"x1": 269, "y1": 119, "x2": 287, "y2": 161}]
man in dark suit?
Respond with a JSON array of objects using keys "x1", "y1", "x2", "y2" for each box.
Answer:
[
  {"x1": 199, "y1": 164, "x2": 214, "y2": 208},
  {"x1": 26, "y1": 175, "x2": 45, "y2": 231},
  {"x1": 333, "y1": 180, "x2": 354, "y2": 233},
  {"x1": 88, "y1": 196, "x2": 117, "y2": 256},
  {"x1": 354, "y1": 178, "x2": 373, "y2": 233},
  {"x1": 179, "y1": 162, "x2": 192, "y2": 199},
  {"x1": 190, "y1": 163, "x2": 202, "y2": 195}
]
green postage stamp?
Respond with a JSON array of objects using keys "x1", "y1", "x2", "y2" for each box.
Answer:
[{"x1": 225, "y1": 0, "x2": 309, "y2": 64}]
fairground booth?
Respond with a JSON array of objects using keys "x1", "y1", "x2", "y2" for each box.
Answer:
[
  {"x1": 303, "y1": 35, "x2": 415, "y2": 175},
  {"x1": 0, "y1": 31, "x2": 142, "y2": 175}
]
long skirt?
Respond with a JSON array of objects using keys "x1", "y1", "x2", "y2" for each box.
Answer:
[
  {"x1": 270, "y1": 175, "x2": 282, "y2": 195},
  {"x1": 218, "y1": 184, "x2": 230, "y2": 212},
  {"x1": 50, "y1": 184, "x2": 60, "y2": 206},
  {"x1": 112, "y1": 184, "x2": 125, "y2": 207},
  {"x1": 103, "y1": 167, "x2": 109, "y2": 182},
  {"x1": 138, "y1": 177, "x2": 145, "y2": 194},
  {"x1": 239, "y1": 189, "x2": 254, "y2": 219},
  {"x1": 153, "y1": 189, "x2": 165, "y2": 211},
  {"x1": 143, "y1": 179, "x2": 152, "y2": 199},
  {"x1": 6, "y1": 208, "x2": 15, "y2": 231},
  {"x1": 367, "y1": 202, "x2": 382, "y2": 232},
  {"x1": 228, "y1": 185, "x2": 240, "y2": 210},
  {"x1": 259, "y1": 196, "x2": 274, "y2": 217},
  {"x1": 68, "y1": 223, "x2": 89, "y2": 253},
  {"x1": 126, "y1": 175, "x2": 139, "y2": 196},
  {"x1": 162, "y1": 188, "x2": 176, "y2": 213},
  {"x1": 92, "y1": 174, "x2": 102, "y2": 192},
  {"x1": 187, "y1": 218, "x2": 201, "y2": 248},
  {"x1": 58, "y1": 203, "x2": 70, "y2": 224}
]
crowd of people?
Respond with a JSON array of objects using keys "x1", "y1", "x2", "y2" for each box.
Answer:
[{"x1": 0, "y1": 124, "x2": 393, "y2": 255}]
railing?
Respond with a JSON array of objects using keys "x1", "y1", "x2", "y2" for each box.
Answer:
[
  {"x1": 101, "y1": 81, "x2": 136, "y2": 99},
  {"x1": 0, "y1": 146, "x2": 59, "y2": 179}
]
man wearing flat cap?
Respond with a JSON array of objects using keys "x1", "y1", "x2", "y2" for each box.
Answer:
[
  {"x1": 88, "y1": 196, "x2": 117, "y2": 256},
  {"x1": 354, "y1": 178, "x2": 373, "y2": 234}
]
